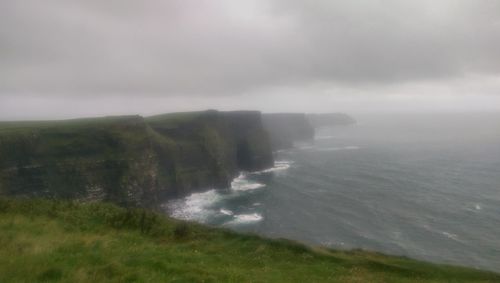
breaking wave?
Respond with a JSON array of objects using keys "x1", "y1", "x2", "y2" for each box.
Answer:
[
  {"x1": 165, "y1": 189, "x2": 221, "y2": 222},
  {"x1": 252, "y1": 160, "x2": 293, "y2": 174},
  {"x1": 226, "y1": 213, "x2": 263, "y2": 225},
  {"x1": 231, "y1": 173, "x2": 266, "y2": 191},
  {"x1": 165, "y1": 160, "x2": 291, "y2": 224}
]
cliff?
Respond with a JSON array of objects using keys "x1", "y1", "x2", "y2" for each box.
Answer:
[
  {"x1": 307, "y1": 113, "x2": 356, "y2": 128},
  {"x1": 262, "y1": 113, "x2": 315, "y2": 150},
  {"x1": 0, "y1": 110, "x2": 273, "y2": 207},
  {"x1": 146, "y1": 110, "x2": 273, "y2": 197}
]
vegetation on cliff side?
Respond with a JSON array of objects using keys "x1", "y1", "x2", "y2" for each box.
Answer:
[{"x1": 0, "y1": 197, "x2": 498, "y2": 283}]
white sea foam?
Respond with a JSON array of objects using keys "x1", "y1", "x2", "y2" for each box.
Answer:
[
  {"x1": 166, "y1": 189, "x2": 221, "y2": 222},
  {"x1": 231, "y1": 173, "x2": 266, "y2": 191},
  {"x1": 220, "y1": 208, "x2": 234, "y2": 216},
  {"x1": 465, "y1": 203, "x2": 483, "y2": 212},
  {"x1": 252, "y1": 160, "x2": 293, "y2": 174},
  {"x1": 442, "y1": 231, "x2": 461, "y2": 242},
  {"x1": 166, "y1": 172, "x2": 267, "y2": 222},
  {"x1": 227, "y1": 213, "x2": 263, "y2": 225}
]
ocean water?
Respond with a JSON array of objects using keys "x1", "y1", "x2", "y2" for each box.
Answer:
[{"x1": 164, "y1": 112, "x2": 500, "y2": 272}]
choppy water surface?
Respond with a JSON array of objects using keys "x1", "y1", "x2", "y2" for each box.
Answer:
[{"x1": 165, "y1": 113, "x2": 500, "y2": 272}]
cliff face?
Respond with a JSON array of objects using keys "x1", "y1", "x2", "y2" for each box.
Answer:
[
  {"x1": 0, "y1": 111, "x2": 274, "y2": 207},
  {"x1": 262, "y1": 113, "x2": 315, "y2": 150},
  {"x1": 307, "y1": 113, "x2": 356, "y2": 128},
  {"x1": 146, "y1": 110, "x2": 273, "y2": 197},
  {"x1": 0, "y1": 116, "x2": 158, "y2": 206}
]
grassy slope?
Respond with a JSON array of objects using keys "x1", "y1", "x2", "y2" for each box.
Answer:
[{"x1": 0, "y1": 198, "x2": 498, "y2": 283}]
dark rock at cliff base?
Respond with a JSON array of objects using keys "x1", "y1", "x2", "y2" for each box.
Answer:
[
  {"x1": 0, "y1": 110, "x2": 274, "y2": 207},
  {"x1": 307, "y1": 113, "x2": 356, "y2": 128},
  {"x1": 262, "y1": 113, "x2": 315, "y2": 150}
]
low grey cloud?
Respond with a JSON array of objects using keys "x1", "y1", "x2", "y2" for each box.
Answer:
[{"x1": 1, "y1": 0, "x2": 499, "y2": 98}]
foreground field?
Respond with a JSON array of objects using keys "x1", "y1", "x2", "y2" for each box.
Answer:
[{"x1": 0, "y1": 198, "x2": 498, "y2": 283}]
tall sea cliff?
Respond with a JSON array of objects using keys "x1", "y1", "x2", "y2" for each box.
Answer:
[{"x1": 0, "y1": 110, "x2": 273, "y2": 207}]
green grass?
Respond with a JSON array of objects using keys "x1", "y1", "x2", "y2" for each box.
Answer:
[{"x1": 0, "y1": 198, "x2": 498, "y2": 282}]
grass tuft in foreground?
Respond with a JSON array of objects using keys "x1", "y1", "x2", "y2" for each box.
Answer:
[{"x1": 0, "y1": 197, "x2": 498, "y2": 282}]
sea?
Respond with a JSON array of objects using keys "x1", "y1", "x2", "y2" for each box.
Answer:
[{"x1": 164, "y1": 112, "x2": 500, "y2": 272}]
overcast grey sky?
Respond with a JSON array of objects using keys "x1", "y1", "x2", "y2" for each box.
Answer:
[{"x1": 1, "y1": 0, "x2": 500, "y2": 119}]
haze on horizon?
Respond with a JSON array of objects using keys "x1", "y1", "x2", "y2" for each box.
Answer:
[{"x1": 1, "y1": 0, "x2": 500, "y2": 120}]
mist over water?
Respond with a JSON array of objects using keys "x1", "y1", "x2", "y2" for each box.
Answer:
[{"x1": 166, "y1": 112, "x2": 500, "y2": 272}]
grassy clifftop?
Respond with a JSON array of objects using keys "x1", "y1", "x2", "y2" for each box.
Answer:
[{"x1": 0, "y1": 197, "x2": 498, "y2": 283}]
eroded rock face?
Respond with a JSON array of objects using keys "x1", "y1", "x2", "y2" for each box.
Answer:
[
  {"x1": 223, "y1": 111, "x2": 274, "y2": 171},
  {"x1": 0, "y1": 116, "x2": 158, "y2": 206},
  {"x1": 0, "y1": 111, "x2": 274, "y2": 207},
  {"x1": 262, "y1": 113, "x2": 315, "y2": 150},
  {"x1": 147, "y1": 110, "x2": 273, "y2": 198}
]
